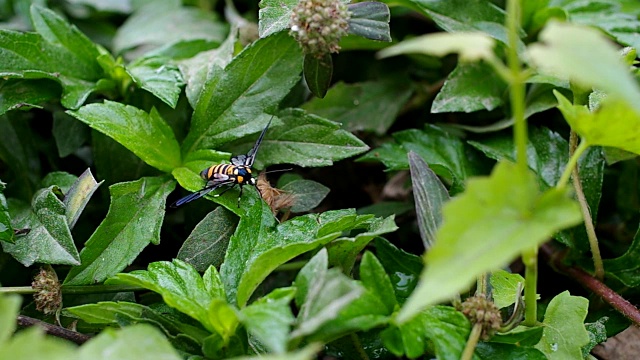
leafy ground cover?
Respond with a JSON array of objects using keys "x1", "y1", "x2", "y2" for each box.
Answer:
[{"x1": 1, "y1": 0, "x2": 640, "y2": 359}]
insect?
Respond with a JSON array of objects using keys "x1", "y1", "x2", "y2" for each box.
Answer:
[{"x1": 171, "y1": 118, "x2": 272, "y2": 208}]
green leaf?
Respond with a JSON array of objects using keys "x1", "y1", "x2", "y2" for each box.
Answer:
[
  {"x1": 393, "y1": 0, "x2": 505, "y2": 33},
  {"x1": 534, "y1": 291, "x2": 590, "y2": 360},
  {"x1": 223, "y1": 109, "x2": 369, "y2": 169},
  {"x1": 374, "y1": 237, "x2": 423, "y2": 304},
  {"x1": 208, "y1": 299, "x2": 240, "y2": 343},
  {"x1": 64, "y1": 176, "x2": 175, "y2": 285},
  {"x1": 91, "y1": 131, "x2": 159, "y2": 186},
  {"x1": 360, "y1": 251, "x2": 398, "y2": 314},
  {"x1": 491, "y1": 325, "x2": 543, "y2": 346},
  {"x1": 68, "y1": 101, "x2": 181, "y2": 172},
  {"x1": 397, "y1": 161, "x2": 582, "y2": 323},
  {"x1": 0, "y1": 181, "x2": 14, "y2": 243},
  {"x1": 327, "y1": 215, "x2": 398, "y2": 273},
  {"x1": 0, "y1": 294, "x2": 21, "y2": 343},
  {"x1": 556, "y1": 92, "x2": 640, "y2": 155},
  {"x1": 475, "y1": 342, "x2": 546, "y2": 360},
  {"x1": 52, "y1": 111, "x2": 90, "y2": 157},
  {"x1": 0, "y1": 327, "x2": 77, "y2": 360},
  {"x1": 240, "y1": 287, "x2": 296, "y2": 354},
  {"x1": 258, "y1": 0, "x2": 297, "y2": 38},
  {"x1": 303, "y1": 54, "x2": 332, "y2": 99},
  {"x1": 2, "y1": 187, "x2": 80, "y2": 266},
  {"x1": 378, "y1": 31, "x2": 496, "y2": 62},
  {"x1": 107, "y1": 259, "x2": 226, "y2": 334},
  {"x1": 113, "y1": 1, "x2": 226, "y2": 55},
  {"x1": 408, "y1": 151, "x2": 449, "y2": 249},
  {"x1": 490, "y1": 269, "x2": 525, "y2": 309},
  {"x1": 0, "y1": 79, "x2": 60, "y2": 116},
  {"x1": 227, "y1": 344, "x2": 322, "y2": 360},
  {"x1": 301, "y1": 78, "x2": 413, "y2": 135},
  {"x1": 583, "y1": 317, "x2": 608, "y2": 358},
  {"x1": 40, "y1": 172, "x2": 78, "y2": 194},
  {"x1": 528, "y1": 21, "x2": 640, "y2": 112},
  {"x1": 432, "y1": 62, "x2": 506, "y2": 113},
  {"x1": 126, "y1": 56, "x2": 184, "y2": 108},
  {"x1": 604, "y1": 226, "x2": 640, "y2": 287},
  {"x1": 177, "y1": 207, "x2": 238, "y2": 272},
  {"x1": 78, "y1": 324, "x2": 182, "y2": 360},
  {"x1": 181, "y1": 32, "x2": 302, "y2": 154},
  {"x1": 64, "y1": 168, "x2": 103, "y2": 229},
  {"x1": 280, "y1": 179, "x2": 329, "y2": 213},
  {"x1": 347, "y1": 2, "x2": 391, "y2": 42}
]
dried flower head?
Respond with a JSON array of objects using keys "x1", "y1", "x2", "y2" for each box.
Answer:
[
  {"x1": 257, "y1": 172, "x2": 296, "y2": 215},
  {"x1": 290, "y1": 0, "x2": 351, "y2": 58},
  {"x1": 460, "y1": 294, "x2": 502, "y2": 340},
  {"x1": 32, "y1": 266, "x2": 62, "y2": 315}
]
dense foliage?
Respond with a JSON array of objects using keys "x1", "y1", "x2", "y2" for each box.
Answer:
[{"x1": 1, "y1": 0, "x2": 640, "y2": 359}]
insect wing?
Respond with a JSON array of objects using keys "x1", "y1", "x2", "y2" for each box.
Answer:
[
  {"x1": 170, "y1": 181, "x2": 232, "y2": 208},
  {"x1": 231, "y1": 154, "x2": 247, "y2": 166},
  {"x1": 245, "y1": 117, "x2": 273, "y2": 167}
]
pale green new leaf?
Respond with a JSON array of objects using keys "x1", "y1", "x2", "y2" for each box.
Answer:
[
  {"x1": 0, "y1": 327, "x2": 76, "y2": 360},
  {"x1": 397, "y1": 161, "x2": 582, "y2": 323},
  {"x1": 78, "y1": 324, "x2": 182, "y2": 360},
  {"x1": 126, "y1": 56, "x2": 184, "y2": 108},
  {"x1": 64, "y1": 168, "x2": 103, "y2": 229},
  {"x1": 378, "y1": 32, "x2": 496, "y2": 62},
  {"x1": 0, "y1": 294, "x2": 21, "y2": 343},
  {"x1": 490, "y1": 269, "x2": 525, "y2": 309},
  {"x1": 240, "y1": 287, "x2": 296, "y2": 354}
]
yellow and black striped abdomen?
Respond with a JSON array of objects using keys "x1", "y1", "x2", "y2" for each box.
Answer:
[{"x1": 200, "y1": 164, "x2": 253, "y2": 184}]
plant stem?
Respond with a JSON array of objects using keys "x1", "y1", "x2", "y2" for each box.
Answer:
[
  {"x1": 506, "y1": 0, "x2": 527, "y2": 172},
  {"x1": 349, "y1": 333, "x2": 370, "y2": 360},
  {"x1": 569, "y1": 131, "x2": 604, "y2": 280},
  {"x1": 0, "y1": 284, "x2": 144, "y2": 294},
  {"x1": 557, "y1": 140, "x2": 589, "y2": 189},
  {"x1": 461, "y1": 322, "x2": 483, "y2": 360},
  {"x1": 17, "y1": 315, "x2": 91, "y2": 345},
  {"x1": 522, "y1": 247, "x2": 539, "y2": 326}
]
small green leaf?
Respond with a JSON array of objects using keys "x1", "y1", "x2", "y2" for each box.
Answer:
[
  {"x1": 347, "y1": 2, "x2": 391, "y2": 42},
  {"x1": 52, "y1": 111, "x2": 90, "y2": 158},
  {"x1": 475, "y1": 342, "x2": 546, "y2": 360},
  {"x1": 177, "y1": 207, "x2": 238, "y2": 272},
  {"x1": 107, "y1": 259, "x2": 226, "y2": 334},
  {"x1": 534, "y1": 291, "x2": 590, "y2": 360},
  {"x1": 397, "y1": 161, "x2": 582, "y2": 323},
  {"x1": 240, "y1": 287, "x2": 296, "y2": 354},
  {"x1": 360, "y1": 251, "x2": 397, "y2": 314},
  {"x1": 556, "y1": 92, "x2": 640, "y2": 155},
  {"x1": 374, "y1": 237, "x2": 423, "y2": 304},
  {"x1": 528, "y1": 21, "x2": 640, "y2": 112},
  {"x1": 126, "y1": 56, "x2": 184, "y2": 108},
  {"x1": 303, "y1": 54, "x2": 332, "y2": 98},
  {"x1": 408, "y1": 151, "x2": 449, "y2": 250},
  {"x1": 68, "y1": 101, "x2": 181, "y2": 172},
  {"x1": 64, "y1": 168, "x2": 103, "y2": 229},
  {"x1": 78, "y1": 324, "x2": 182, "y2": 360},
  {"x1": 40, "y1": 172, "x2": 77, "y2": 194},
  {"x1": 0, "y1": 181, "x2": 14, "y2": 243},
  {"x1": 0, "y1": 79, "x2": 60, "y2": 116},
  {"x1": 208, "y1": 299, "x2": 240, "y2": 343},
  {"x1": 583, "y1": 317, "x2": 608, "y2": 358},
  {"x1": 64, "y1": 176, "x2": 175, "y2": 285},
  {"x1": 258, "y1": 0, "x2": 298, "y2": 38},
  {"x1": 227, "y1": 344, "x2": 322, "y2": 360},
  {"x1": 301, "y1": 78, "x2": 413, "y2": 135},
  {"x1": 2, "y1": 187, "x2": 80, "y2": 266},
  {"x1": 490, "y1": 269, "x2": 525, "y2": 309},
  {"x1": 280, "y1": 179, "x2": 329, "y2": 213},
  {"x1": 432, "y1": 62, "x2": 506, "y2": 113},
  {"x1": 0, "y1": 327, "x2": 77, "y2": 360},
  {"x1": 378, "y1": 32, "x2": 496, "y2": 62},
  {"x1": 0, "y1": 294, "x2": 21, "y2": 343}
]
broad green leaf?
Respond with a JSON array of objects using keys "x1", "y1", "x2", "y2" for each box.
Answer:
[
  {"x1": 604, "y1": 225, "x2": 640, "y2": 287},
  {"x1": 64, "y1": 176, "x2": 175, "y2": 285},
  {"x1": 64, "y1": 168, "x2": 103, "y2": 229},
  {"x1": 291, "y1": 249, "x2": 364, "y2": 339},
  {"x1": 432, "y1": 62, "x2": 506, "y2": 113},
  {"x1": 2, "y1": 187, "x2": 80, "y2": 266},
  {"x1": 397, "y1": 161, "x2": 582, "y2": 323},
  {"x1": 0, "y1": 79, "x2": 59, "y2": 116},
  {"x1": 303, "y1": 54, "x2": 332, "y2": 98},
  {"x1": 327, "y1": 215, "x2": 398, "y2": 273},
  {"x1": 107, "y1": 259, "x2": 226, "y2": 334},
  {"x1": 492, "y1": 325, "x2": 543, "y2": 346},
  {"x1": 490, "y1": 269, "x2": 524, "y2": 309},
  {"x1": 528, "y1": 22, "x2": 640, "y2": 112},
  {"x1": 52, "y1": 111, "x2": 90, "y2": 157},
  {"x1": 113, "y1": 1, "x2": 226, "y2": 55},
  {"x1": 382, "y1": 306, "x2": 470, "y2": 359},
  {"x1": 228, "y1": 344, "x2": 322, "y2": 360},
  {"x1": 0, "y1": 117, "x2": 39, "y2": 200},
  {"x1": 359, "y1": 125, "x2": 476, "y2": 190},
  {"x1": 0, "y1": 327, "x2": 76, "y2": 360},
  {"x1": 0, "y1": 294, "x2": 21, "y2": 342},
  {"x1": 78, "y1": 324, "x2": 182, "y2": 360},
  {"x1": 475, "y1": 342, "x2": 546, "y2": 360},
  {"x1": 126, "y1": 56, "x2": 184, "y2": 108},
  {"x1": 0, "y1": 181, "x2": 14, "y2": 243},
  {"x1": 374, "y1": 237, "x2": 423, "y2": 304},
  {"x1": 177, "y1": 207, "x2": 238, "y2": 272},
  {"x1": 408, "y1": 151, "x2": 449, "y2": 249},
  {"x1": 360, "y1": 251, "x2": 397, "y2": 314},
  {"x1": 240, "y1": 287, "x2": 296, "y2": 354},
  {"x1": 556, "y1": 92, "x2": 640, "y2": 155},
  {"x1": 378, "y1": 32, "x2": 496, "y2": 62},
  {"x1": 40, "y1": 172, "x2": 77, "y2": 194},
  {"x1": 181, "y1": 32, "x2": 302, "y2": 154},
  {"x1": 301, "y1": 78, "x2": 413, "y2": 135},
  {"x1": 583, "y1": 317, "x2": 608, "y2": 358},
  {"x1": 280, "y1": 179, "x2": 329, "y2": 213},
  {"x1": 534, "y1": 291, "x2": 590, "y2": 359},
  {"x1": 258, "y1": 0, "x2": 297, "y2": 38},
  {"x1": 207, "y1": 299, "x2": 240, "y2": 343},
  {"x1": 68, "y1": 101, "x2": 181, "y2": 172},
  {"x1": 347, "y1": 2, "x2": 391, "y2": 42},
  {"x1": 66, "y1": 0, "x2": 132, "y2": 13}
]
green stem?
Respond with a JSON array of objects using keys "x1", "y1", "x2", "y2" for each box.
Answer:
[
  {"x1": 461, "y1": 322, "x2": 483, "y2": 360},
  {"x1": 477, "y1": 273, "x2": 488, "y2": 296},
  {"x1": 557, "y1": 140, "x2": 589, "y2": 189},
  {"x1": 522, "y1": 248, "x2": 539, "y2": 326},
  {"x1": 349, "y1": 333, "x2": 370, "y2": 360},
  {"x1": 0, "y1": 284, "x2": 144, "y2": 295},
  {"x1": 506, "y1": 0, "x2": 527, "y2": 172}
]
